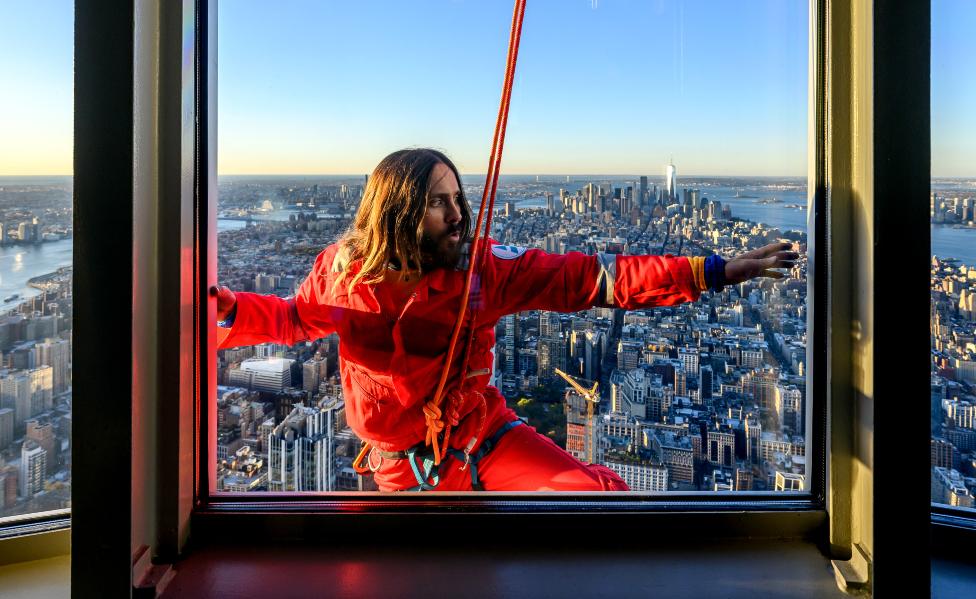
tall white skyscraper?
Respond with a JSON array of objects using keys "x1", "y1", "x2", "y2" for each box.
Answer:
[
  {"x1": 267, "y1": 400, "x2": 341, "y2": 492},
  {"x1": 665, "y1": 158, "x2": 677, "y2": 202},
  {"x1": 20, "y1": 440, "x2": 47, "y2": 497}
]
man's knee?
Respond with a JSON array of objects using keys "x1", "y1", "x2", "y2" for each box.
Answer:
[{"x1": 587, "y1": 464, "x2": 630, "y2": 491}]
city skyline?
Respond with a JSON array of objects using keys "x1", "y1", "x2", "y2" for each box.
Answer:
[
  {"x1": 213, "y1": 173, "x2": 811, "y2": 494},
  {"x1": 2, "y1": 1, "x2": 974, "y2": 177}
]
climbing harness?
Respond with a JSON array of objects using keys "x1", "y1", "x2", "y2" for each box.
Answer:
[
  {"x1": 353, "y1": 0, "x2": 528, "y2": 481},
  {"x1": 373, "y1": 419, "x2": 524, "y2": 492},
  {"x1": 445, "y1": 419, "x2": 523, "y2": 491}
]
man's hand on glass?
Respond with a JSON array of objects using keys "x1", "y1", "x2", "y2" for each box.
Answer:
[
  {"x1": 210, "y1": 285, "x2": 237, "y2": 323},
  {"x1": 724, "y1": 242, "x2": 800, "y2": 285}
]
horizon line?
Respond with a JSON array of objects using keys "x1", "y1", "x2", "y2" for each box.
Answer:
[
  {"x1": 3, "y1": 173, "x2": 976, "y2": 179},
  {"x1": 217, "y1": 172, "x2": 811, "y2": 179}
]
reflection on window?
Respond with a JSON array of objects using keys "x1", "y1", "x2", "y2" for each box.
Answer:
[
  {"x1": 215, "y1": 0, "x2": 809, "y2": 494},
  {"x1": 930, "y1": 0, "x2": 976, "y2": 511},
  {"x1": 0, "y1": 1, "x2": 74, "y2": 519}
]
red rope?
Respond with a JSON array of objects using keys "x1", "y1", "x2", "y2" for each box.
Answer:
[{"x1": 425, "y1": 0, "x2": 527, "y2": 465}]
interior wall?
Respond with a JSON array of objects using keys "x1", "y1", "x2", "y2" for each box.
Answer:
[
  {"x1": 825, "y1": 0, "x2": 874, "y2": 571},
  {"x1": 848, "y1": 0, "x2": 874, "y2": 565},
  {"x1": 132, "y1": 0, "x2": 161, "y2": 570},
  {"x1": 826, "y1": 0, "x2": 856, "y2": 561}
]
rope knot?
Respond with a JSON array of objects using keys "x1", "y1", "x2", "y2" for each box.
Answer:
[
  {"x1": 424, "y1": 400, "x2": 446, "y2": 463},
  {"x1": 423, "y1": 400, "x2": 445, "y2": 435}
]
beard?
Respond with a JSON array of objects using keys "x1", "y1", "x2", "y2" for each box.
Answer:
[{"x1": 420, "y1": 225, "x2": 463, "y2": 270}]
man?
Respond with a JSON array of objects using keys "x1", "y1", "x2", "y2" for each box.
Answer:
[{"x1": 212, "y1": 148, "x2": 798, "y2": 492}]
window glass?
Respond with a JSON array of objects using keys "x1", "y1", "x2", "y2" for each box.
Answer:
[
  {"x1": 0, "y1": 1, "x2": 74, "y2": 519},
  {"x1": 215, "y1": 0, "x2": 809, "y2": 494},
  {"x1": 930, "y1": 0, "x2": 976, "y2": 511}
]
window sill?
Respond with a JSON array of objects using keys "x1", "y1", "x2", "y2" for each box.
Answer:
[
  {"x1": 160, "y1": 538, "x2": 847, "y2": 598},
  {"x1": 0, "y1": 514, "x2": 70, "y2": 567},
  {"x1": 192, "y1": 504, "x2": 828, "y2": 546}
]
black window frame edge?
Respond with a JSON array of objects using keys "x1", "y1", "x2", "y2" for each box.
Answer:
[
  {"x1": 188, "y1": 0, "x2": 830, "y2": 546},
  {"x1": 71, "y1": 0, "x2": 135, "y2": 596},
  {"x1": 68, "y1": 0, "x2": 200, "y2": 594}
]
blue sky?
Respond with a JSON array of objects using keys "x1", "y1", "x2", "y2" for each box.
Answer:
[{"x1": 0, "y1": 1, "x2": 972, "y2": 176}]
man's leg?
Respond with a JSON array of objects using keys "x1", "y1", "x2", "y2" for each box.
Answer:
[{"x1": 474, "y1": 422, "x2": 629, "y2": 491}]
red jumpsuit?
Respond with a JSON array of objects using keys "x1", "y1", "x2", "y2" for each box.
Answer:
[{"x1": 218, "y1": 240, "x2": 704, "y2": 492}]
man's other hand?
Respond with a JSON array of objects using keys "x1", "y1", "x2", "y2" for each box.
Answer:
[
  {"x1": 724, "y1": 242, "x2": 799, "y2": 285},
  {"x1": 210, "y1": 285, "x2": 237, "y2": 322}
]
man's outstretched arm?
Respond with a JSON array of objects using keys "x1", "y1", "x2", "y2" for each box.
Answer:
[
  {"x1": 482, "y1": 240, "x2": 798, "y2": 316},
  {"x1": 211, "y1": 247, "x2": 338, "y2": 349}
]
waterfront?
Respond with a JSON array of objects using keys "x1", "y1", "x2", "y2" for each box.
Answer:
[
  {"x1": 508, "y1": 179, "x2": 809, "y2": 233},
  {"x1": 0, "y1": 238, "x2": 72, "y2": 311}
]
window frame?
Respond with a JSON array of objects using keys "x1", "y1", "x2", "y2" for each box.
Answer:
[
  {"x1": 69, "y1": 0, "x2": 137, "y2": 594},
  {"x1": 192, "y1": 0, "x2": 829, "y2": 527},
  {"x1": 60, "y1": 0, "x2": 966, "y2": 594}
]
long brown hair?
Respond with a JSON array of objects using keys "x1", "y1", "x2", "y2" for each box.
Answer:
[{"x1": 334, "y1": 148, "x2": 471, "y2": 293}]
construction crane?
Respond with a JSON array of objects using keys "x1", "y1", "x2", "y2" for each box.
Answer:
[{"x1": 554, "y1": 368, "x2": 599, "y2": 464}]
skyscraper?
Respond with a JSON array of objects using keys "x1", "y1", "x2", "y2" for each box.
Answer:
[
  {"x1": 700, "y1": 365, "x2": 714, "y2": 400},
  {"x1": 503, "y1": 314, "x2": 518, "y2": 376},
  {"x1": 616, "y1": 340, "x2": 641, "y2": 371},
  {"x1": 564, "y1": 387, "x2": 600, "y2": 465},
  {"x1": 0, "y1": 462, "x2": 18, "y2": 508},
  {"x1": 37, "y1": 338, "x2": 70, "y2": 394},
  {"x1": 674, "y1": 367, "x2": 687, "y2": 397},
  {"x1": 20, "y1": 440, "x2": 47, "y2": 497},
  {"x1": 267, "y1": 400, "x2": 341, "y2": 492},
  {"x1": 678, "y1": 347, "x2": 699, "y2": 373},
  {"x1": 302, "y1": 352, "x2": 328, "y2": 395},
  {"x1": 665, "y1": 158, "x2": 677, "y2": 202},
  {"x1": 1, "y1": 371, "x2": 31, "y2": 428},
  {"x1": 26, "y1": 419, "x2": 57, "y2": 474},
  {"x1": 538, "y1": 312, "x2": 560, "y2": 382},
  {"x1": 539, "y1": 311, "x2": 559, "y2": 338},
  {"x1": 580, "y1": 330, "x2": 604, "y2": 381},
  {"x1": 0, "y1": 408, "x2": 13, "y2": 450}
]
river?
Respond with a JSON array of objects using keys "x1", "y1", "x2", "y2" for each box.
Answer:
[{"x1": 0, "y1": 238, "x2": 72, "y2": 310}]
